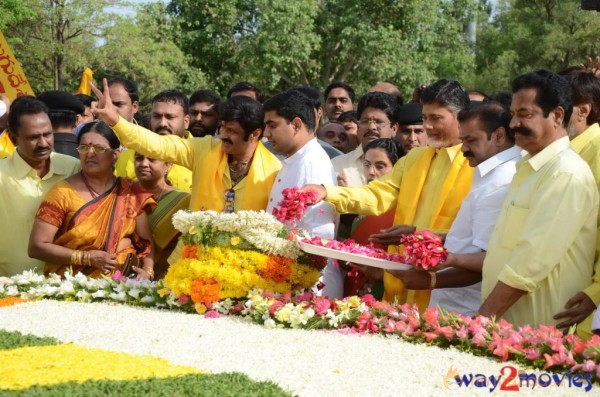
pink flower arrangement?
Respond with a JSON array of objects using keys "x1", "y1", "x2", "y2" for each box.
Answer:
[
  {"x1": 400, "y1": 230, "x2": 447, "y2": 270},
  {"x1": 272, "y1": 187, "x2": 318, "y2": 226},
  {"x1": 224, "y1": 290, "x2": 600, "y2": 380},
  {"x1": 301, "y1": 236, "x2": 404, "y2": 262}
]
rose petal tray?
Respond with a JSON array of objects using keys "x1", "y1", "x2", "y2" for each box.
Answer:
[{"x1": 298, "y1": 241, "x2": 412, "y2": 270}]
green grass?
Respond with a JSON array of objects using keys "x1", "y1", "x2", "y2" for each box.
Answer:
[
  {"x1": 0, "y1": 373, "x2": 294, "y2": 397},
  {"x1": 0, "y1": 329, "x2": 59, "y2": 351}
]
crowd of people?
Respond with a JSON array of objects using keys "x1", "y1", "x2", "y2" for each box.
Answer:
[{"x1": 1, "y1": 63, "x2": 600, "y2": 339}]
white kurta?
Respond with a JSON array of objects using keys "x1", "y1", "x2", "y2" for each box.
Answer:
[
  {"x1": 266, "y1": 138, "x2": 342, "y2": 298},
  {"x1": 429, "y1": 146, "x2": 522, "y2": 316}
]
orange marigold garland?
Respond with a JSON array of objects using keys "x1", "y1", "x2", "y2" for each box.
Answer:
[
  {"x1": 261, "y1": 256, "x2": 293, "y2": 284},
  {"x1": 190, "y1": 277, "x2": 221, "y2": 303},
  {"x1": 0, "y1": 297, "x2": 32, "y2": 308},
  {"x1": 181, "y1": 245, "x2": 198, "y2": 259}
]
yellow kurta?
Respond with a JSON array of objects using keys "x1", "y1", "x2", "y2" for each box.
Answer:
[
  {"x1": 0, "y1": 131, "x2": 15, "y2": 159},
  {"x1": 0, "y1": 151, "x2": 80, "y2": 276},
  {"x1": 326, "y1": 144, "x2": 474, "y2": 308},
  {"x1": 482, "y1": 137, "x2": 598, "y2": 327},
  {"x1": 110, "y1": 117, "x2": 281, "y2": 213},
  {"x1": 114, "y1": 149, "x2": 193, "y2": 193},
  {"x1": 570, "y1": 123, "x2": 600, "y2": 338}
]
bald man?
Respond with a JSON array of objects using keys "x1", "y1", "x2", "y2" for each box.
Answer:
[
  {"x1": 317, "y1": 122, "x2": 350, "y2": 153},
  {"x1": 369, "y1": 82, "x2": 404, "y2": 105}
]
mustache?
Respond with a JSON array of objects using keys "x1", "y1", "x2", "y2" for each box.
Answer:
[
  {"x1": 463, "y1": 151, "x2": 474, "y2": 158},
  {"x1": 34, "y1": 146, "x2": 51, "y2": 153},
  {"x1": 221, "y1": 138, "x2": 233, "y2": 144},
  {"x1": 155, "y1": 126, "x2": 173, "y2": 134},
  {"x1": 512, "y1": 127, "x2": 533, "y2": 136}
]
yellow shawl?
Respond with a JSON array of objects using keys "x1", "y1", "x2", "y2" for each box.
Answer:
[
  {"x1": 384, "y1": 146, "x2": 474, "y2": 309},
  {"x1": 193, "y1": 140, "x2": 281, "y2": 212}
]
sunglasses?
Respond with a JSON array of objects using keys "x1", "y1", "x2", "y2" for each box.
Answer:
[
  {"x1": 76, "y1": 144, "x2": 112, "y2": 154},
  {"x1": 224, "y1": 188, "x2": 235, "y2": 213}
]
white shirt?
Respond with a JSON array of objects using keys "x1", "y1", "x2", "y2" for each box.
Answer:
[
  {"x1": 267, "y1": 138, "x2": 338, "y2": 238},
  {"x1": 331, "y1": 145, "x2": 366, "y2": 186},
  {"x1": 266, "y1": 138, "x2": 342, "y2": 299},
  {"x1": 429, "y1": 146, "x2": 522, "y2": 316}
]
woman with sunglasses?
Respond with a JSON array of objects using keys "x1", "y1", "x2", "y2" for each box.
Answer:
[{"x1": 29, "y1": 121, "x2": 156, "y2": 280}]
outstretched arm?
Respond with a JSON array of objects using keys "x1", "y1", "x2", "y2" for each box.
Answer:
[{"x1": 90, "y1": 79, "x2": 197, "y2": 169}]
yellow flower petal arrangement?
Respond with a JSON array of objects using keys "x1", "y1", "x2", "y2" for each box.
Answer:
[
  {"x1": 1, "y1": 343, "x2": 200, "y2": 391},
  {"x1": 164, "y1": 210, "x2": 321, "y2": 307}
]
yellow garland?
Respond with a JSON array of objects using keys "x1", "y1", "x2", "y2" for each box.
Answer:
[
  {"x1": 0, "y1": 344, "x2": 200, "y2": 390},
  {"x1": 165, "y1": 246, "x2": 320, "y2": 300}
]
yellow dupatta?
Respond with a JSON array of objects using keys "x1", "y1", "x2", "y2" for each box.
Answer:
[
  {"x1": 384, "y1": 146, "x2": 474, "y2": 309},
  {"x1": 193, "y1": 140, "x2": 281, "y2": 212}
]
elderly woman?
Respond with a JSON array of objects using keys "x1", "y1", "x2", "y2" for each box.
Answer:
[
  {"x1": 134, "y1": 152, "x2": 190, "y2": 280},
  {"x1": 29, "y1": 120, "x2": 156, "y2": 280}
]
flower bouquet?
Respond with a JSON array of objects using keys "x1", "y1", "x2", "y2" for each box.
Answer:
[{"x1": 164, "y1": 210, "x2": 322, "y2": 312}]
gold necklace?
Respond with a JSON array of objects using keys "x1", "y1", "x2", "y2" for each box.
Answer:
[{"x1": 228, "y1": 157, "x2": 252, "y2": 185}]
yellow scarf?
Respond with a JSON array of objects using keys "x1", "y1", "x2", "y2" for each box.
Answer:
[
  {"x1": 194, "y1": 141, "x2": 281, "y2": 212},
  {"x1": 384, "y1": 146, "x2": 474, "y2": 309}
]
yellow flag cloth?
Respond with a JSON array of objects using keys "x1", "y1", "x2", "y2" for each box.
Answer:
[
  {"x1": 75, "y1": 67, "x2": 94, "y2": 95},
  {"x1": 0, "y1": 131, "x2": 15, "y2": 159},
  {"x1": 0, "y1": 30, "x2": 34, "y2": 100}
]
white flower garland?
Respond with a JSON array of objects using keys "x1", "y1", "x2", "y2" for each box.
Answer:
[{"x1": 172, "y1": 210, "x2": 302, "y2": 259}]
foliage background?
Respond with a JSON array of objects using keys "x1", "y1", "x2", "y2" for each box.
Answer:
[{"x1": 2, "y1": 0, "x2": 599, "y2": 108}]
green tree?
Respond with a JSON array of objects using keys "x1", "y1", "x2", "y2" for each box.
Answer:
[
  {"x1": 92, "y1": 2, "x2": 207, "y2": 110},
  {"x1": 470, "y1": 0, "x2": 600, "y2": 94},
  {"x1": 0, "y1": 0, "x2": 35, "y2": 31},
  {"x1": 168, "y1": 0, "x2": 482, "y2": 98},
  {"x1": 5, "y1": 0, "x2": 119, "y2": 92}
]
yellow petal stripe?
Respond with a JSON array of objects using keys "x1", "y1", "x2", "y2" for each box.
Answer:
[{"x1": 0, "y1": 344, "x2": 201, "y2": 390}]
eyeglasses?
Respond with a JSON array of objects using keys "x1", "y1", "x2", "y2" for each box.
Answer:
[
  {"x1": 76, "y1": 144, "x2": 112, "y2": 154},
  {"x1": 357, "y1": 119, "x2": 391, "y2": 129},
  {"x1": 224, "y1": 189, "x2": 235, "y2": 213}
]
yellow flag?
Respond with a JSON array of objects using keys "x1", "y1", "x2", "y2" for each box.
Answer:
[
  {"x1": 75, "y1": 67, "x2": 94, "y2": 95},
  {"x1": 0, "y1": 30, "x2": 34, "y2": 101}
]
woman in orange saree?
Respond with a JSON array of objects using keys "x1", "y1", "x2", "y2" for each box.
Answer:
[{"x1": 29, "y1": 121, "x2": 156, "y2": 279}]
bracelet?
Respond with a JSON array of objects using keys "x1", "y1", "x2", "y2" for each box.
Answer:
[
  {"x1": 143, "y1": 267, "x2": 154, "y2": 279},
  {"x1": 71, "y1": 250, "x2": 84, "y2": 266},
  {"x1": 428, "y1": 271, "x2": 437, "y2": 289},
  {"x1": 70, "y1": 250, "x2": 79, "y2": 266}
]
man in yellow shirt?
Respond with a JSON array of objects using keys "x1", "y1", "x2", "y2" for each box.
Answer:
[
  {"x1": 114, "y1": 90, "x2": 193, "y2": 192},
  {"x1": 479, "y1": 70, "x2": 598, "y2": 327},
  {"x1": 553, "y1": 70, "x2": 600, "y2": 337},
  {"x1": 0, "y1": 96, "x2": 80, "y2": 277},
  {"x1": 92, "y1": 78, "x2": 281, "y2": 213},
  {"x1": 305, "y1": 79, "x2": 474, "y2": 309}
]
